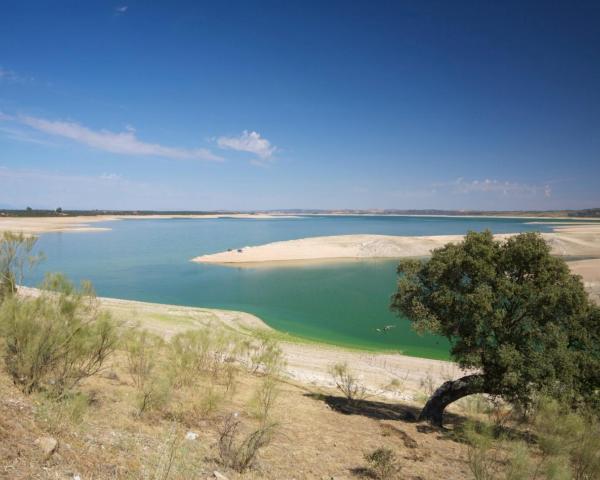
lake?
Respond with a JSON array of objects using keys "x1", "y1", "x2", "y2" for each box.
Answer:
[{"x1": 25, "y1": 215, "x2": 572, "y2": 359}]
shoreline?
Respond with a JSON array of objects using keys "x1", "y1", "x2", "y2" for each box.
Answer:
[
  {"x1": 0, "y1": 213, "x2": 299, "y2": 234},
  {"x1": 99, "y1": 296, "x2": 462, "y2": 402},
  {"x1": 17, "y1": 286, "x2": 458, "y2": 401},
  {"x1": 1, "y1": 212, "x2": 598, "y2": 235}
]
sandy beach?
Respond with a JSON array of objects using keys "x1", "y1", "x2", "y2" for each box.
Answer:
[{"x1": 0, "y1": 213, "x2": 295, "y2": 234}]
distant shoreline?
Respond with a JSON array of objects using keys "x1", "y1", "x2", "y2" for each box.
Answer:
[{"x1": 1, "y1": 212, "x2": 599, "y2": 235}]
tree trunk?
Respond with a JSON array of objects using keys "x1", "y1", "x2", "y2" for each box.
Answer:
[{"x1": 418, "y1": 374, "x2": 486, "y2": 427}]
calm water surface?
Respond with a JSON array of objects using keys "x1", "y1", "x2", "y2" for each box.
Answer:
[{"x1": 26, "y1": 216, "x2": 574, "y2": 359}]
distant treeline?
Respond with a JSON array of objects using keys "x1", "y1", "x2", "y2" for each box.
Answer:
[
  {"x1": 0, "y1": 209, "x2": 233, "y2": 217},
  {"x1": 1, "y1": 207, "x2": 599, "y2": 218}
]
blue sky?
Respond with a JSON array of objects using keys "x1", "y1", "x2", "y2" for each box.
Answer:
[{"x1": 1, "y1": 1, "x2": 599, "y2": 211}]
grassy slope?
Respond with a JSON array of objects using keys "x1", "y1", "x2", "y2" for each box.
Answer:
[{"x1": 0, "y1": 305, "x2": 477, "y2": 480}]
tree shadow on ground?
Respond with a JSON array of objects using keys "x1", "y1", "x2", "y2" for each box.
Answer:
[
  {"x1": 305, "y1": 393, "x2": 467, "y2": 435},
  {"x1": 304, "y1": 393, "x2": 420, "y2": 422}
]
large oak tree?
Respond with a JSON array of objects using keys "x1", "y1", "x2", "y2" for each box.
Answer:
[{"x1": 391, "y1": 231, "x2": 600, "y2": 426}]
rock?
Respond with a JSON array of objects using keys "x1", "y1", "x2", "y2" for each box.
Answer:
[
  {"x1": 212, "y1": 472, "x2": 229, "y2": 480},
  {"x1": 185, "y1": 431, "x2": 198, "y2": 441},
  {"x1": 35, "y1": 436, "x2": 58, "y2": 458}
]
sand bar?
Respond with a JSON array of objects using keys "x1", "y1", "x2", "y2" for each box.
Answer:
[{"x1": 193, "y1": 224, "x2": 600, "y2": 264}]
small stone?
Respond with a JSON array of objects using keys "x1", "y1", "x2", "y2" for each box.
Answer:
[
  {"x1": 185, "y1": 431, "x2": 198, "y2": 441},
  {"x1": 213, "y1": 471, "x2": 229, "y2": 480},
  {"x1": 35, "y1": 436, "x2": 58, "y2": 458}
]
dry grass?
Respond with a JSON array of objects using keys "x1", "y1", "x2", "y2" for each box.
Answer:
[{"x1": 0, "y1": 342, "x2": 481, "y2": 480}]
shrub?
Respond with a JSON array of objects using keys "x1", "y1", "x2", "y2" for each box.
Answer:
[
  {"x1": 167, "y1": 326, "x2": 242, "y2": 386},
  {"x1": 125, "y1": 329, "x2": 164, "y2": 389},
  {"x1": 135, "y1": 374, "x2": 172, "y2": 416},
  {"x1": 168, "y1": 329, "x2": 212, "y2": 387},
  {"x1": 250, "y1": 375, "x2": 280, "y2": 423},
  {"x1": 244, "y1": 331, "x2": 285, "y2": 376},
  {"x1": 329, "y1": 362, "x2": 367, "y2": 403},
  {"x1": 364, "y1": 447, "x2": 400, "y2": 480},
  {"x1": 197, "y1": 383, "x2": 224, "y2": 417},
  {"x1": 463, "y1": 422, "x2": 498, "y2": 480},
  {"x1": 0, "y1": 274, "x2": 117, "y2": 396},
  {"x1": 124, "y1": 329, "x2": 172, "y2": 415},
  {"x1": 0, "y1": 231, "x2": 40, "y2": 302},
  {"x1": 534, "y1": 399, "x2": 600, "y2": 480},
  {"x1": 217, "y1": 413, "x2": 276, "y2": 472}
]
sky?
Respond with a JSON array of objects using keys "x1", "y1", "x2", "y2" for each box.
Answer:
[{"x1": 1, "y1": 0, "x2": 599, "y2": 211}]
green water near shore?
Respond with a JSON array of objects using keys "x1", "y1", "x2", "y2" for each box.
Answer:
[{"x1": 26, "y1": 215, "x2": 589, "y2": 359}]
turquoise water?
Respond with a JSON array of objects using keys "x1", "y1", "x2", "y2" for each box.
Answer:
[{"x1": 25, "y1": 216, "x2": 577, "y2": 359}]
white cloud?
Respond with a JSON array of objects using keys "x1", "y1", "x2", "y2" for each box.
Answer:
[
  {"x1": 115, "y1": 5, "x2": 128, "y2": 13},
  {"x1": 99, "y1": 173, "x2": 123, "y2": 181},
  {"x1": 0, "y1": 126, "x2": 56, "y2": 146},
  {"x1": 0, "y1": 67, "x2": 18, "y2": 81},
  {"x1": 217, "y1": 130, "x2": 276, "y2": 164},
  {"x1": 2, "y1": 113, "x2": 222, "y2": 162}
]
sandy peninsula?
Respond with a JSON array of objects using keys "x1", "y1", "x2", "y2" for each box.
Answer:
[
  {"x1": 193, "y1": 224, "x2": 600, "y2": 301},
  {"x1": 193, "y1": 223, "x2": 600, "y2": 264},
  {"x1": 0, "y1": 213, "x2": 295, "y2": 235}
]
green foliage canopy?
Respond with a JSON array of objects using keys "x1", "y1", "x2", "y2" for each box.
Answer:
[{"x1": 391, "y1": 231, "x2": 600, "y2": 411}]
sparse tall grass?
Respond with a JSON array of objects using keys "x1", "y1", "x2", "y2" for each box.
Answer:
[{"x1": 34, "y1": 391, "x2": 91, "y2": 435}]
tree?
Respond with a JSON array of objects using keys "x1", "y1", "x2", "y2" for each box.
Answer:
[
  {"x1": 0, "y1": 232, "x2": 39, "y2": 302},
  {"x1": 391, "y1": 230, "x2": 600, "y2": 426}
]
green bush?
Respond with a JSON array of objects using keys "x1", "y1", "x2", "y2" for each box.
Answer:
[
  {"x1": 244, "y1": 331, "x2": 285, "y2": 376},
  {"x1": 217, "y1": 413, "x2": 276, "y2": 472},
  {"x1": 329, "y1": 362, "x2": 367, "y2": 403},
  {"x1": 364, "y1": 447, "x2": 400, "y2": 480},
  {"x1": 250, "y1": 375, "x2": 280, "y2": 423},
  {"x1": 0, "y1": 274, "x2": 117, "y2": 396},
  {"x1": 123, "y1": 329, "x2": 172, "y2": 415},
  {"x1": 124, "y1": 329, "x2": 164, "y2": 389},
  {"x1": 167, "y1": 326, "x2": 241, "y2": 387},
  {"x1": 0, "y1": 231, "x2": 40, "y2": 302}
]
